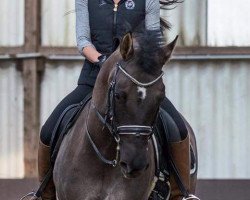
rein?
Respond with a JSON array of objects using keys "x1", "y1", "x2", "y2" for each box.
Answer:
[
  {"x1": 86, "y1": 103, "x2": 120, "y2": 167},
  {"x1": 86, "y1": 62, "x2": 164, "y2": 167}
]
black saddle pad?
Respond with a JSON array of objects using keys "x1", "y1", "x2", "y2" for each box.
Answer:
[
  {"x1": 50, "y1": 93, "x2": 92, "y2": 164},
  {"x1": 154, "y1": 108, "x2": 196, "y2": 173}
]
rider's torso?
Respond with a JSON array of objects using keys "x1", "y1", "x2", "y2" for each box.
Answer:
[{"x1": 88, "y1": 0, "x2": 146, "y2": 54}]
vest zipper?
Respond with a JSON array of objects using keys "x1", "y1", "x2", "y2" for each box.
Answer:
[{"x1": 113, "y1": 3, "x2": 118, "y2": 12}]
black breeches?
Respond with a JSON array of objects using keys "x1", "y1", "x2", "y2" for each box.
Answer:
[
  {"x1": 40, "y1": 84, "x2": 93, "y2": 145},
  {"x1": 161, "y1": 98, "x2": 188, "y2": 141}
]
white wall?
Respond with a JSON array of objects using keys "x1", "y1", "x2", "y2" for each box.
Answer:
[
  {"x1": 164, "y1": 60, "x2": 250, "y2": 179},
  {"x1": 42, "y1": 0, "x2": 76, "y2": 46},
  {"x1": 0, "y1": 62, "x2": 24, "y2": 178},
  {"x1": 162, "y1": 0, "x2": 207, "y2": 46},
  {"x1": 0, "y1": 0, "x2": 24, "y2": 46},
  {"x1": 208, "y1": 0, "x2": 250, "y2": 46},
  {"x1": 40, "y1": 61, "x2": 82, "y2": 125}
]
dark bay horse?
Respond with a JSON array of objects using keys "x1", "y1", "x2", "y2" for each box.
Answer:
[{"x1": 53, "y1": 31, "x2": 198, "y2": 200}]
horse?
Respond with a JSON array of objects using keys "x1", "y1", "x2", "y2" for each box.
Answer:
[{"x1": 53, "y1": 31, "x2": 198, "y2": 200}]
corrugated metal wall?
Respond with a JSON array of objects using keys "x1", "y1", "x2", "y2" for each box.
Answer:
[
  {"x1": 0, "y1": 0, "x2": 24, "y2": 46},
  {"x1": 1, "y1": 0, "x2": 250, "y2": 179},
  {"x1": 42, "y1": 0, "x2": 76, "y2": 46},
  {"x1": 0, "y1": 62, "x2": 24, "y2": 178},
  {"x1": 40, "y1": 61, "x2": 82, "y2": 125},
  {"x1": 161, "y1": 0, "x2": 207, "y2": 46},
  {"x1": 40, "y1": 60, "x2": 250, "y2": 179},
  {"x1": 208, "y1": 0, "x2": 250, "y2": 46},
  {"x1": 164, "y1": 61, "x2": 250, "y2": 179}
]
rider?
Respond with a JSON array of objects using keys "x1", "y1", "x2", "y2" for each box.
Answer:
[{"x1": 35, "y1": 0, "x2": 191, "y2": 200}]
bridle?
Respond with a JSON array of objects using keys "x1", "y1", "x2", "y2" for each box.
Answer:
[{"x1": 86, "y1": 61, "x2": 164, "y2": 167}]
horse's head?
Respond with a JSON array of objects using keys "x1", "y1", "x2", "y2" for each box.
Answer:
[{"x1": 92, "y1": 31, "x2": 178, "y2": 178}]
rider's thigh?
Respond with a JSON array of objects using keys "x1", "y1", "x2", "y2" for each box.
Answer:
[{"x1": 40, "y1": 84, "x2": 93, "y2": 145}]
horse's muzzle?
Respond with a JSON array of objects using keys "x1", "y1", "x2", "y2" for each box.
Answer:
[{"x1": 120, "y1": 161, "x2": 149, "y2": 178}]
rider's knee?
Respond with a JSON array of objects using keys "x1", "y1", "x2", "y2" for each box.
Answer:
[{"x1": 40, "y1": 124, "x2": 51, "y2": 146}]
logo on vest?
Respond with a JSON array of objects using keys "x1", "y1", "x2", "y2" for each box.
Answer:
[
  {"x1": 125, "y1": 0, "x2": 135, "y2": 10},
  {"x1": 99, "y1": 0, "x2": 106, "y2": 6}
]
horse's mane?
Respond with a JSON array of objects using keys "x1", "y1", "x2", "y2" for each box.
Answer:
[
  {"x1": 116, "y1": 0, "x2": 182, "y2": 73},
  {"x1": 135, "y1": 30, "x2": 166, "y2": 75},
  {"x1": 132, "y1": 0, "x2": 182, "y2": 73}
]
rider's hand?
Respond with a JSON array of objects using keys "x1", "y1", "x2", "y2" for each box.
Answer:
[{"x1": 93, "y1": 54, "x2": 107, "y2": 67}]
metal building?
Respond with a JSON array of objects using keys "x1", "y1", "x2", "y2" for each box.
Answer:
[{"x1": 0, "y1": 0, "x2": 250, "y2": 184}]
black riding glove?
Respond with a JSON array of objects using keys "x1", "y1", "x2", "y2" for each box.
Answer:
[{"x1": 94, "y1": 54, "x2": 107, "y2": 67}]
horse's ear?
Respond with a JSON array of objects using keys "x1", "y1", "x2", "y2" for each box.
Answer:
[
  {"x1": 161, "y1": 35, "x2": 178, "y2": 64},
  {"x1": 120, "y1": 32, "x2": 134, "y2": 61}
]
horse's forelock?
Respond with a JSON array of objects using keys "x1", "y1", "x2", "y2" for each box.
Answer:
[{"x1": 107, "y1": 30, "x2": 166, "y2": 76}]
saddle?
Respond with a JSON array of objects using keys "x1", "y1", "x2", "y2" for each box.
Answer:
[
  {"x1": 50, "y1": 93, "x2": 92, "y2": 164},
  {"x1": 37, "y1": 94, "x2": 196, "y2": 200}
]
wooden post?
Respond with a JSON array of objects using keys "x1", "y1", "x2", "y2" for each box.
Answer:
[{"x1": 23, "y1": 0, "x2": 42, "y2": 178}]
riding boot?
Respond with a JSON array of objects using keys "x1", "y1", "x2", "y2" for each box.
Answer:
[
  {"x1": 169, "y1": 134, "x2": 190, "y2": 200},
  {"x1": 36, "y1": 140, "x2": 56, "y2": 200}
]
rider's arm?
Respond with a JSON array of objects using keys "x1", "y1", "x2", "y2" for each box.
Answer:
[
  {"x1": 145, "y1": 0, "x2": 161, "y2": 30},
  {"x1": 75, "y1": 0, "x2": 101, "y2": 62}
]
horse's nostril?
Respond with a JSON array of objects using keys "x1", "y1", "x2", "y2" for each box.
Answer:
[
  {"x1": 145, "y1": 164, "x2": 149, "y2": 170},
  {"x1": 120, "y1": 161, "x2": 128, "y2": 170}
]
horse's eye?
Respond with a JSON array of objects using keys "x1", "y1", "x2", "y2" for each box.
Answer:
[
  {"x1": 115, "y1": 93, "x2": 120, "y2": 100},
  {"x1": 115, "y1": 91, "x2": 126, "y2": 102}
]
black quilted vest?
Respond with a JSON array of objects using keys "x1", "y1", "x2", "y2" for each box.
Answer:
[{"x1": 78, "y1": 0, "x2": 145, "y2": 86}]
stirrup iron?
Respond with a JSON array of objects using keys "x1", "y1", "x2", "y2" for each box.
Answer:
[
  {"x1": 19, "y1": 192, "x2": 37, "y2": 200},
  {"x1": 182, "y1": 194, "x2": 200, "y2": 200}
]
